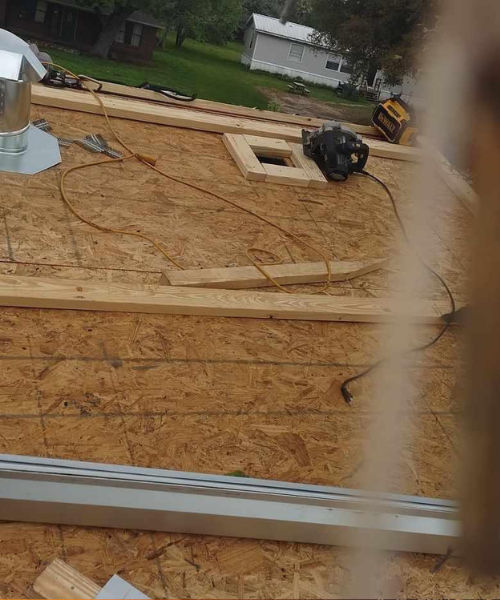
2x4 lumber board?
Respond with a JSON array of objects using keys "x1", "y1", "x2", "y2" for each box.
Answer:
[
  {"x1": 33, "y1": 559, "x2": 101, "y2": 600},
  {"x1": 31, "y1": 85, "x2": 304, "y2": 142},
  {"x1": 162, "y1": 259, "x2": 390, "y2": 289},
  {"x1": 263, "y1": 163, "x2": 311, "y2": 187},
  {"x1": 31, "y1": 86, "x2": 421, "y2": 163},
  {"x1": 244, "y1": 135, "x2": 293, "y2": 158},
  {"x1": 289, "y1": 143, "x2": 329, "y2": 189},
  {"x1": 418, "y1": 136, "x2": 477, "y2": 215},
  {"x1": 438, "y1": 159, "x2": 478, "y2": 215},
  {"x1": 78, "y1": 80, "x2": 383, "y2": 137},
  {"x1": 0, "y1": 274, "x2": 451, "y2": 324},
  {"x1": 223, "y1": 134, "x2": 266, "y2": 180},
  {"x1": 367, "y1": 138, "x2": 422, "y2": 162}
]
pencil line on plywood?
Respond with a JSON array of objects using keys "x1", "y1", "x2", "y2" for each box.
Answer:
[
  {"x1": 0, "y1": 354, "x2": 460, "y2": 369},
  {"x1": 0, "y1": 409, "x2": 462, "y2": 420}
]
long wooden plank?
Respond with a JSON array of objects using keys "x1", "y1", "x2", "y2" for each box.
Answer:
[
  {"x1": 79, "y1": 80, "x2": 382, "y2": 137},
  {"x1": 223, "y1": 134, "x2": 266, "y2": 180},
  {"x1": 263, "y1": 163, "x2": 311, "y2": 187},
  {"x1": 289, "y1": 143, "x2": 329, "y2": 189},
  {"x1": 0, "y1": 275, "x2": 451, "y2": 324},
  {"x1": 161, "y1": 258, "x2": 390, "y2": 289},
  {"x1": 33, "y1": 559, "x2": 101, "y2": 600},
  {"x1": 31, "y1": 86, "x2": 422, "y2": 163},
  {"x1": 32, "y1": 85, "x2": 305, "y2": 142},
  {"x1": 418, "y1": 137, "x2": 477, "y2": 215},
  {"x1": 244, "y1": 135, "x2": 293, "y2": 158}
]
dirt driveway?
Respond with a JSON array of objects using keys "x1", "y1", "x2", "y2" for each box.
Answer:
[{"x1": 263, "y1": 88, "x2": 374, "y2": 125}]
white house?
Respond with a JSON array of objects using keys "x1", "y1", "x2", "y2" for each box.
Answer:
[{"x1": 242, "y1": 14, "x2": 421, "y2": 103}]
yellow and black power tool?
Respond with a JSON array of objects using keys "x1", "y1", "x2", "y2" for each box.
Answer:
[{"x1": 372, "y1": 95, "x2": 418, "y2": 146}]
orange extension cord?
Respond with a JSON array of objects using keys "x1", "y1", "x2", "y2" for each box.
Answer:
[{"x1": 45, "y1": 63, "x2": 333, "y2": 293}]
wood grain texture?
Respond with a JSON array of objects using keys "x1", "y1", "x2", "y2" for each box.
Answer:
[
  {"x1": 222, "y1": 134, "x2": 266, "y2": 181},
  {"x1": 78, "y1": 80, "x2": 383, "y2": 136},
  {"x1": 162, "y1": 259, "x2": 391, "y2": 289},
  {"x1": 367, "y1": 138, "x2": 422, "y2": 162},
  {"x1": 244, "y1": 135, "x2": 293, "y2": 158},
  {"x1": 32, "y1": 86, "x2": 305, "y2": 142},
  {"x1": 31, "y1": 86, "x2": 422, "y2": 163},
  {"x1": 0, "y1": 274, "x2": 450, "y2": 323},
  {"x1": 289, "y1": 143, "x2": 329, "y2": 189},
  {"x1": 33, "y1": 559, "x2": 101, "y2": 600},
  {"x1": 263, "y1": 163, "x2": 311, "y2": 187}
]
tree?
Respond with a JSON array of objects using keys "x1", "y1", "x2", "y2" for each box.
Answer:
[
  {"x1": 74, "y1": 0, "x2": 160, "y2": 59},
  {"x1": 159, "y1": 0, "x2": 242, "y2": 48},
  {"x1": 309, "y1": 0, "x2": 437, "y2": 86},
  {"x1": 278, "y1": 0, "x2": 313, "y2": 25}
]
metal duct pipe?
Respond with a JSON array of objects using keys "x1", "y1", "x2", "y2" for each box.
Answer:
[
  {"x1": 0, "y1": 28, "x2": 60, "y2": 174},
  {"x1": 0, "y1": 79, "x2": 31, "y2": 154}
]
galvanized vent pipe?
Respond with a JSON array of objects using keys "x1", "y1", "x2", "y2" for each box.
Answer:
[{"x1": 0, "y1": 29, "x2": 60, "y2": 174}]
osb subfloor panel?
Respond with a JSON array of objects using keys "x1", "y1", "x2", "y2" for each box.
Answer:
[{"x1": 0, "y1": 104, "x2": 487, "y2": 599}]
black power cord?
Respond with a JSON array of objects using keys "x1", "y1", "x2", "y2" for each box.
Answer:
[{"x1": 340, "y1": 170, "x2": 457, "y2": 405}]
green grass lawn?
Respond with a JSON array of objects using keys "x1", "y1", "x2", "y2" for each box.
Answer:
[{"x1": 45, "y1": 37, "x2": 370, "y2": 111}]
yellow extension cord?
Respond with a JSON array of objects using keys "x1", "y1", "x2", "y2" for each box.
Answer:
[{"x1": 46, "y1": 63, "x2": 333, "y2": 293}]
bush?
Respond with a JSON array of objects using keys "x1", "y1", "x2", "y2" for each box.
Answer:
[{"x1": 266, "y1": 101, "x2": 282, "y2": 112}]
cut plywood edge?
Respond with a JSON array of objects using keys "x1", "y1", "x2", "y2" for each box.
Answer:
[
  {"x1": 223, "y1": 134, "x2": 266, "y2": 181},
  {"x1": 33, "y1": 559, "x2": 101, "y2": 600},
  {"x1": 263, "y1": 163, "x2": 311, "y2": 187},
  {"x1": 161, "y1": 258, "x2": 391, "y2": 289},
  {"x1": 0, "y1": 274, "x2": 455, "y2": 324},
  {"x1": 244, "y1": 135, "x2": 293, "y2": 158},
  {"x1": 289, "y1": 143, "x2": 329, "y2": 189}
]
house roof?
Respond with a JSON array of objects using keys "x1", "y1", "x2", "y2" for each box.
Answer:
[
  {"x1": 250, "y1": 13, "x2": 320, "y2": 46},
  {"x1": 48, "y1": 1, "x2": 163, "y2": 29}
]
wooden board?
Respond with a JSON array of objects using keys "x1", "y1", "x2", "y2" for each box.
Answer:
[
  {"x1": 31, "y1": 86, "x2": 422, "y2": 163},
  {"x1": 161, "y1": 259, "x2": 391, "y2": 289},
  {"x1": 222, "y1": 134, "x2": 266, "y2": 181},
  {"x1": 33, "y1": 559, "x2": 101, "y2": 600},
  {"x1": 32, "y1": 85, "x2": 306, "y2": 142},
  {"x1": 263, "y1": 163, "x2": 312, "y2": 187},
  {"x1": 224, "y1": 134, "x2": 328, "y2": 187},
  {"x1": 80, "y1": 80, "x2": 382, "y2": 137},
  {"x1": 0, "y1": 274, "x2": 450, "y2": 323},
  {"x1": 244, "y1": 135, "x2": 293, "y2": 158},
  {"x1": 289, "y1": 143, "x2": 329, "y2": 189}
]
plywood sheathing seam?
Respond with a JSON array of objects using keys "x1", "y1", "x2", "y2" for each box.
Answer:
[{"x1": 0, "y1": 102, "x2": 474, "y2": 598}]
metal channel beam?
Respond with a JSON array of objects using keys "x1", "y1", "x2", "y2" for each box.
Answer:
[{"x1": 0, "y1": 455, "x2": 461, "y2": 555}]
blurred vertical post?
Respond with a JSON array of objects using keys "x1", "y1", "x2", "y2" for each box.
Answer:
[{"x1": 460, "y1": 0, "x2": 500, "y2": 574}]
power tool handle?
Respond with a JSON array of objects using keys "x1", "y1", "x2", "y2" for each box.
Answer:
[{"x1": 352, "y1": 143, "x2": 370, "y2": 172}]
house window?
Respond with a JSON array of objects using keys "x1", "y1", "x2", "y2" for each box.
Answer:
[
  {"x1": 35, "y1": 1, "x2": 48, "y2": 23},
  {"x1": 339, "y1": 59, "x2": 352, "y2": 74},
  {"x1": 288, "y1": 43, "x2": 305, "y2": 63},
  {"x1": 130, "y1": 23, "x2": 143, "y2": 47},
  {"x1": 18, "y1": 0, "x2": 37, "y2": 20},
  {"x1": 325, "y1": 54, "x2": 341, "y2": 71},
  {"x1": 116, "y1": 22, "x2": 143, "y2": 47},
  {"x1": 249, "y1": 32, "x2": 255, "y2": 49}
]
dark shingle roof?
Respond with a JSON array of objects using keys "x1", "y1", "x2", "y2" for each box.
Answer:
[{"x1": 48, "y1": 1, "x2": 163, "y2": 29}]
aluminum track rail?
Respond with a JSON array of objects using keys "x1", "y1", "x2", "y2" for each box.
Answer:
[{"x1": 0, "y1": 455, "x2": 461, "y2": 555}]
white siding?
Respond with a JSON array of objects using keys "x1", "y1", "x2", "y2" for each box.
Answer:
[
  {"x1": 246, "y1": 33, "x2": 350, "y2": 88},
  {"x1": 241, "y1": 31, "x2": 421, "y2": 102},
  {"x1": 242, "y1": 23, "x2": 257, "y2": 63}
]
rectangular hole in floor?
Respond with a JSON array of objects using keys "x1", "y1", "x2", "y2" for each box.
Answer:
[{"x1": 256, "y1": 155, "x2": 288, "y2": 167}]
